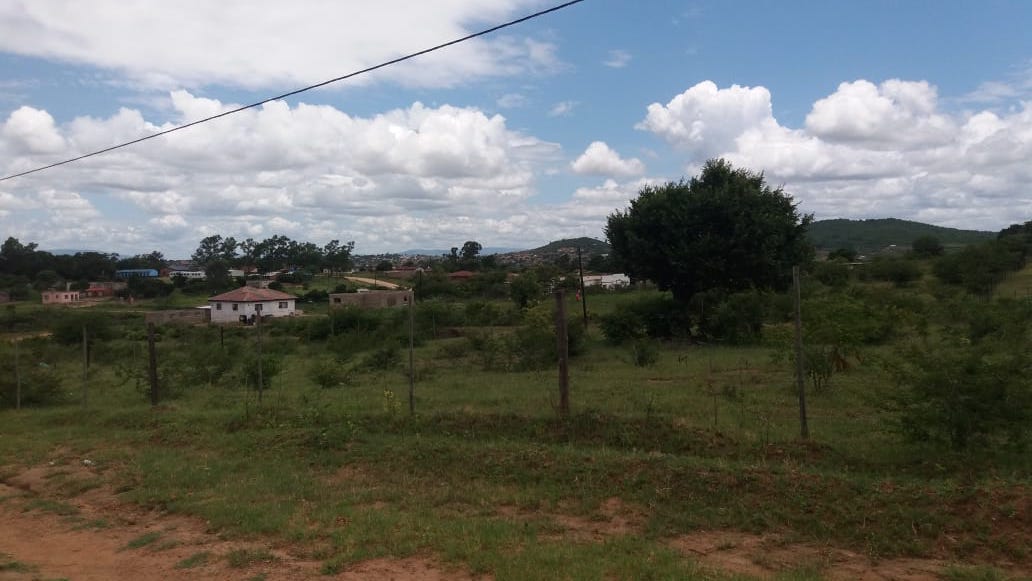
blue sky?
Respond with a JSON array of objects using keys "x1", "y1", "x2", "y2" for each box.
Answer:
[{"x1": 1, "y1": 0, "x2": 1030, "y2": 257}]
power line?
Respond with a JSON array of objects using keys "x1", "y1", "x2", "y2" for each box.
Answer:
[{"x1": 0, "y1": 0, "x2": 585, "y2": 183}]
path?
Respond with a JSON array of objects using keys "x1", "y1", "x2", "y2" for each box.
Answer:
[{"x1": 343, "y1": 276, "x2": 402, "y2": 289}]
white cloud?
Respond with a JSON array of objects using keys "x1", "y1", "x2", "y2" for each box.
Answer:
[
  {"x1": 571, "y1": 141, "x2": 645, "y2": 177},
  {"x1": 548, "y1": 100, "x2": 578, "y2": 117},
  {"x1": 637, "y1": 81, "x2": 776, "y2": 156},
  {"x1": 0, "y1": 1, "x2": 560, "y2": 91},
  {"x1": 638, "y1": 79, "x2": 1032, "y2": 230},
  {"x1": 1, "y1": 106, "x2": 65, "y2": 154},
  {"x1": 603, "y1": 50, "x2": 631, "y2": 68},
  {"x1": 496, "y1": 93, "x2": 529, "y2": 109},
  {"x1": 0, "y1": 92, "x2": 565, "y2": 255}
]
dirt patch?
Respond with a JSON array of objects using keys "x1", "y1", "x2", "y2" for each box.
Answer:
[
  {"x1": 498, "y1": 496, "x2": 645, "y2": 542},
  {"x1": 336, "y1": 556, "x2": 490, "y2": 580},
  {"x1": 0, "y1": 481, "x2": 323, "y2": 581},
  {"x1": 1, "y1": 461, "x2": 487, "y2": 581},
  {"x1": 672, "y1": 530, "x2": 1029, "y2": 580}
]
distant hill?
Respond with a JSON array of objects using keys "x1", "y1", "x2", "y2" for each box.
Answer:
[
  {"x1": 807, "y1": 218, "x2": 995, "y2": 253},
  {"x1": 529, "y1": 237, "x2": 610, "y2": 255}
]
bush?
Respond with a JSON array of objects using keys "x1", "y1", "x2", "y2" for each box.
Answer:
[
  {"x1": 699, "y1": 291, "x2": 768, "y2": 344},
  {"x1": 598, "y1": 294, "x2": 690, "y2": 344},
  {"x1": 812, "y1": 260, "x2": 850, "y2": 287},
  {"x1": 309, "y1": 357, "x2": 352, "y2": 389},
  {"x1": 0, "y1": 342, "x2": 63, "y2": 408},
  {"x1": 887, "y1": 337, "x2": 1031, "y2": 450},
  {"x1": 630, "y1": 338, "x2": 660, "y2": 367},
  {"x1": 863, "y1": 256, "x2": 922, "y2": 287}
]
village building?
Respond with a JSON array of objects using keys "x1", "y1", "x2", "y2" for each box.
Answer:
[
  {"x1": 207, "y1": 286, "x2": 298, "y2": 324},
  {"x1": 329, "y1": 289, "x2": 413, "y2": 310},
  {"x1": 42, "y1": 289, "x2": 80, "y2": 304}
]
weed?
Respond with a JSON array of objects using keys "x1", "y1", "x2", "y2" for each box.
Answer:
[
  {"x1": 226, "y1": 548, "x2": 277, "y2": 568},
  {"x1": 175, "y1": 551, "x2": 212, "y2": 569},
  {"x1": 23, "y1": 498, "x2": 79, "y2": 516},
  {"x1": 124, "y1": 531, "x2": 162, "y2": 550}
]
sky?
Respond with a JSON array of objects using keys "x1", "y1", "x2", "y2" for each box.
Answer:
[{"x1": 0, "y1": 0, "x2": 1031, "y2": 258}]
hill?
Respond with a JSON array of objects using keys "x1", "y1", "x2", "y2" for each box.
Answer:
[
  {"x1": 807, "y1": 218, "x2": 994, "y2": 253},
  {"x1": 529, "y1": 237, "x2": 610, "y2": 255}
]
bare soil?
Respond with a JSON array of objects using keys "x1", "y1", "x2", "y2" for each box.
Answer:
[{"x1": 0, "y1": 460, "x2": 477, "y2": 581}]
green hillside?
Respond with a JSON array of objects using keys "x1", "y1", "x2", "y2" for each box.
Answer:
[
  {"x1": 531, "y1": 237, "x2": 610, "y2": 255},
  {"x1": 807, "y1": 218, "x2": 994, "y2": 252}
]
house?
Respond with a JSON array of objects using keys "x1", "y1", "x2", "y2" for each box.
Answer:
[
  {"x1": 582, "y1": 273, "x2": 630, "y2": 289},
  {"x1": 115, "y1": 268, "x2": 159, "y2": 279},
  {"x1": 329, "y1": 290, "x2": 413, "y2": 310},
  {"x1": 208, "y1": 286, "x2": 297, "y2": 324},
  {"x1": 42, "y1": 289, "x2": 80, "y2": 304},
  {"x1": 170, "y1": 270, "x2": 206, "y2": 280}
]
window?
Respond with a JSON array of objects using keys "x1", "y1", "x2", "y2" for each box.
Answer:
[
  {"x1": 216, "y1": 303, "x2": 222, "y2": 310},
  {"x1": 333, "y1": 298, "x2": 341, "y2": 303},
  {"x1": 278, "y1": 301, "x2": 288, "y2": 309},
  {"x1": 232, "y1": 303, "x2": 238, "y2": 311}
]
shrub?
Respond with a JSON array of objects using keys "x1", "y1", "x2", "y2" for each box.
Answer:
[
  {"x1": 630, "y1": 338, "x2": 660, "y2": 367},
  {"x1": 0, "y1": 343, "x2": 63, "y2": 408},
  {"x1": 309, "y1": 357, "x2": 352, "y2": 389},
  {"x1": 887, "y1": 337, "x2": 1031, "y2": 450},
  {"x1": 598, "y1": 294, "x2": 690, "y2": 344}
]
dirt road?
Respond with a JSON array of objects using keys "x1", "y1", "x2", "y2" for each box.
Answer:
[{"x1": 343, "y1": 276, "x2": 402, "y2": 289}]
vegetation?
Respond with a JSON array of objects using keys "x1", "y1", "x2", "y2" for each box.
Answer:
[
  {"x1": 1, "y1": 183, "x2": 1031, "y2": 579},
  {"x1": 606, "y1": 159, "x2": 813, "y2": 305},
  {"x1": 807, "y1": 218, "x2": 994, "y2": 253}
]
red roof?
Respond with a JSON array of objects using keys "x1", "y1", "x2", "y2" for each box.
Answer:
[
  {"x1": 448, "y1": 270, "x2": 476, "y2": 279},
  {"x1": 208, "y1": 287, "x2": 297, "y2": 302}
]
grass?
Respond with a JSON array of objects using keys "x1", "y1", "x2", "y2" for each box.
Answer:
[
  {"x1": 0, "y1": 286, "x2": 1029, "y2": 580},
  {"x1": 175, "y1": 551, "x2": 212, "y2": 569},
  {"x1": 23, "y1": 498, "x2": 80, "y2": 517},
  {"x1": 226, "y1": 548, "x2": 278, "y2": 568},
  {"x1": 124, "y1": 531, "x2": 162, "y2": 550},
  {"x1": 0, "y1": 552, "x2": 35, "y2": 573}
]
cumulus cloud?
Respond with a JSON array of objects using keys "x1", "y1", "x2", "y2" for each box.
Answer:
[
  {"x1": 0, "y1": 1, "x2": 559, "y2": 91},
  {"x1": 571, "y1": 141, "x2": 645, "y2": 176},
  {"x1": 638, "y1": 79, "x2": 1032, "y2": 230},
  {"x1": 0, "y1": 92, "x2": 564, "y2": 255},
  {"x1": 603, "y1": 49, "x2": 631, "y2": 68}
]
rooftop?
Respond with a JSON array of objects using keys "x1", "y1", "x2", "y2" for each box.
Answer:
[{"x1": 208, "y1": 287, "x2": 297, "y2": 302}]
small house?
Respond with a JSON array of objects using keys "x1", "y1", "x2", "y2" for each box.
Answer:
[
  {"x1": 329, "y1": 290, "x2": 413, "y2": 310},
  {"x1": 208, "y1": 286, "x2": 297, "y2": 324},
  {"x1": 42, "y1": 290, "x2": 80, "y2": 304},
  {"x1": 115, "y1": 268, "x2": 159, "y2": 279}
]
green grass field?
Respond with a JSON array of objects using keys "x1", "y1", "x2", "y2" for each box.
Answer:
[{"x1": 0, "y1": 283, "x2": 1029, "y2": 580}]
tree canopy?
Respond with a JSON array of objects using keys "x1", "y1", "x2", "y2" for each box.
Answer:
[{"x1": 605, "y1": 159, "x2": 813, "y2": 303}]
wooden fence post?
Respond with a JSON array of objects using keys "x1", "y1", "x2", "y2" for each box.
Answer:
[
  {"x1": 555, "y1": 289, "x2": 570, "y2": 418},
  {"x1": 793, "y1": 266, "x2": 809, "y2": 440},
  {"x1": 147, "y1": 322, "x2": 159, "y2": 406}
]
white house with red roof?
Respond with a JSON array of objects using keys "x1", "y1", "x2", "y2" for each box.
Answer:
[{"x1": 208, "y1": 286, "x2": 297, "y2": 324}]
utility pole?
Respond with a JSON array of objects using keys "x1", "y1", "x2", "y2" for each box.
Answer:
[
  {"x1": 408, "y1": 292, "x2": 415, "y2": 415},
  {"x1": 147, "y1": 323, "x2": 159, "y2": 406},
  {"x1": 554, "y1": 289, "x2": 570, "y2": 418},
  {"x1": 577, "y1": 246, "x2": 588, "y2": 327},
  {"x1": 13, "y1": 340, "x2": 21, "y2": 411},
  {"x1": 793, "y1": 266, "x2": 809, "y2": 440},
  {"x1": 81, "y1": 325, "x2": 88, "y2": 408},
  {"x1": 256, "y1": 304, "x2": 264, "y2": 405}
]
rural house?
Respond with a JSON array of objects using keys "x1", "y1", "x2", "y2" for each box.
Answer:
[
  {"x1": 41, "y1": 289, "x2": 80, "y2": 304},
  {"x1": 208, "y1": 286, "x2": 297, "y2": 324},
  {"x1": 329, "y1": 289, "x2": 413, "y2": 310}
]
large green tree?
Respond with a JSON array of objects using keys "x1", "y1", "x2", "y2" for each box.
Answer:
[{"x1": 605, "y1": 159, "x2": 813, "y2": 304}]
